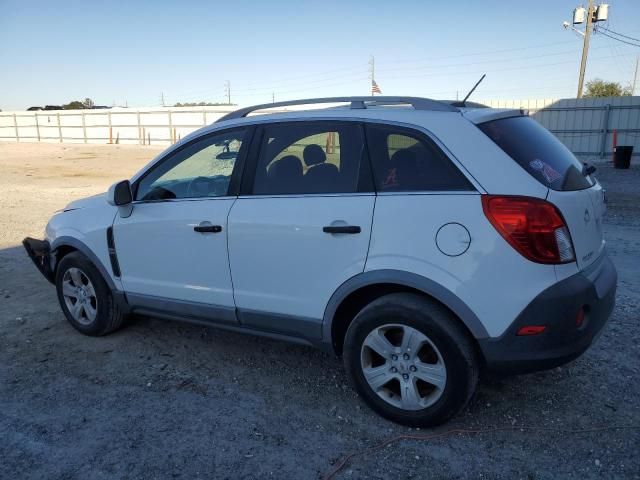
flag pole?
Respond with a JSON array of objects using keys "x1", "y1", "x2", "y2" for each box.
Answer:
[{"x1": 369, "y1": 55, "x2": 375, "y2": 96}]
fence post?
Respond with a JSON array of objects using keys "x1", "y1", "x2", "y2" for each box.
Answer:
[
  {"x1": 81, "y1": 111, "x2": 88, "y2": 143},
  {"x1": 34, "y1": 113, "x2": 41, "y2": 141},
  {"x1": 137, "y1": 111, "x2": 142, "y2": 145},
  {"x1": 57, "y1": 112, "x2": 63, "y2": 143},
  {"x1": 13, "y1": 113, "x2": 19, "y2": 142},
  {"x1": 108, "y1": 111, "x2": 113, "y2": 144},
  {"x1": 600, "y1": 104, "x2": 611, "y2": 159},
  {"x1": 202, "y1": 109, "x2": 207, "y2": 126}
]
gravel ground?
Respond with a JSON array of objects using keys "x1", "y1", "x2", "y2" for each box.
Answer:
[{"x1": 0, "y1": 143, "x2": 639, "y2": 479}]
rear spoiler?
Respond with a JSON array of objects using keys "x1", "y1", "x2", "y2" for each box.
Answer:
[{"x1": 462, "y1": 108, "x2": 528, "y2": 125}]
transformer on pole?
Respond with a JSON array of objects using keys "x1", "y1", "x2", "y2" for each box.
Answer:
[{"x1": 564, "y1": 2, "x2": 610, "y2": 98}]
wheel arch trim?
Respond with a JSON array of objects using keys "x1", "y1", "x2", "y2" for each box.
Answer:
[
  {"x1": 50, "y1": 236, "x2": 119, "y2": 291},
  {"x1": 322, "y1": 269, "x2": 489, "y2": 347}
]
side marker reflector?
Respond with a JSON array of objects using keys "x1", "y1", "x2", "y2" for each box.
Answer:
[{"x1": 516, "y1": 325, "x2": 547, "y2": 336}]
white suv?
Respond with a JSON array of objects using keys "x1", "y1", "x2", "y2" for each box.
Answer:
[{"x1": 24, "y1": 97, "x2": 617, "y2": 426}]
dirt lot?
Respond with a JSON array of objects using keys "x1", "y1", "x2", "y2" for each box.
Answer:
[{"x1": 1, "y1": 142, "x2": 639, "y2": 479}]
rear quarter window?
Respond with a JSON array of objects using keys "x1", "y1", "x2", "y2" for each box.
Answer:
[
  {"x1": 478, "y1": 116, "x2": 594, "y2": 191},
  {"x1": 365, "y1": 124, "x2": 474, "y2": 192}
]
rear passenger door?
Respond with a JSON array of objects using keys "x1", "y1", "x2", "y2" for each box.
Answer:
[{"x1": 227, "y1": 121, "x2": 374, "y2": 339}]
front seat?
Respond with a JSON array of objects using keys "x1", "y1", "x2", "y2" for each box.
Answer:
[{"x1": 302, "y1": 144, "x2": 339, "y2": 192}]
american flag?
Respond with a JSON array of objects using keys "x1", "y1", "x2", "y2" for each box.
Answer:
[{"x1": 371, "y1": 79, "x2": 382, "y2": 95}]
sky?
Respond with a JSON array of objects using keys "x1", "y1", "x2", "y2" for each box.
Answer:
[{"x1": 0, "y1": 0, "x2": 639, "y2": 110}]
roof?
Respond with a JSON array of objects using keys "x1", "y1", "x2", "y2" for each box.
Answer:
[
  {"x1": 216, "y1": 96, "x2": 460, "y2": 123},
  {"x1": 210, "y1": 96, "x2": 524, "y2": 129}
]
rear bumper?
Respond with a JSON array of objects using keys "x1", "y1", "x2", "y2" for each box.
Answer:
[
  {"x1": 22, "y1": 237, "x2": 55, "y2": 284},
  {"x1": 479, "y1": 253, "x2": 617, "y2": 374}
]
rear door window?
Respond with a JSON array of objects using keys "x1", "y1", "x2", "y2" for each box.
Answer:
[
  {"x1": 478, "y1": 115, "x2": 594, "y2": 191},
  {"x1": 365, "y1": 124, "x2": 474, "y2": 192},
  {"x1": 251, "y1": 122, "x2": 368, "y2": 195}
]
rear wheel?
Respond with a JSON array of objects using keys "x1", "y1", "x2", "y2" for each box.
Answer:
[
  {"x1": 55, "y1": 251, "x2": 127, "y2": 336},
  {"x1": 343, "y1": 293, "x2": 479, "y2": 427}
]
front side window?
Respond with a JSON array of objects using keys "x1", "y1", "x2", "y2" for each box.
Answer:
[
  {"x1": 252, "y1": 122, "x2": 365, "y2": 195},
  {"x1": 366, "y1": 124, "x2": 473, "y2": 192},
  {"x1": 136, "y1": 128, "x2": 247, "y2": 201}
]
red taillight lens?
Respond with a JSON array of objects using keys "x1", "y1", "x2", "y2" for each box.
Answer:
[{"x1": 482, "y1": 195, "x2": 576, "y2": 264}]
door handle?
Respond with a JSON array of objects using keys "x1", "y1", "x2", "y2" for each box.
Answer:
[
  {"x1": 194, "y1": 222, "x2": 222, "y2": 233},
  {"x1": 323, "y1": 225, "x2": 361, "y2": 234}
]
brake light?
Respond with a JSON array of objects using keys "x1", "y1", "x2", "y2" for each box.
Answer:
[{"x1": 482, "y1": 195, "x2": 575, "y2": 264}]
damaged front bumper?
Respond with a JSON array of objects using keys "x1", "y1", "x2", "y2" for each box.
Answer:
[{"x1": 22, "y1": 237, "x2": 55, "y2": 284}]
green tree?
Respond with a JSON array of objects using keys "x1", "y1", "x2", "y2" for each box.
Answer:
[
  {"x1": 63, "y1": 101, "x2": 85, "y2": 109},
  {"x1": 584, "y1": 79, "x2": 632, "y2": 97},
  {"x1": 63, "y1": 98, "x2": 95, "y2": 109}
]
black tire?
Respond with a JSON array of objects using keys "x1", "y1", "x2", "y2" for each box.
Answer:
[
  {"x1": 343, "y1": 292, "x2": 479, "y2": 427},
  {"x1": 55, "y1": 251, "x2": 127, "y2": 336}
]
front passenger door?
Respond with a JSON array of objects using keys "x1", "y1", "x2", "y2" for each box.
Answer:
[{"x1": 114, "y1": 128, "x2": 249, "y2": 323}]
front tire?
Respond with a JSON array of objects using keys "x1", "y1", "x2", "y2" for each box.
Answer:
[
  {"x1": 343, "y1": 293, "x2": 479, "y2": 427},
  {"x1": 55, "y1": 251, "x2": 127, "y2": 336}
]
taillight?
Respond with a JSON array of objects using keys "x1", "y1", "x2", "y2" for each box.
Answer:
[{"x1": 482, "y1": 195, "x2": 575, "y2": 264}]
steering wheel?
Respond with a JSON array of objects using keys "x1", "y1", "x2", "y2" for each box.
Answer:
[{"x1": 186, "y1": 176, "x2": 215, "y2": 198}]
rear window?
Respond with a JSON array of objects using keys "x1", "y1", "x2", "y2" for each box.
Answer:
[{"x1": 478, "y1": 116, "x2": 594, "y2": 191}]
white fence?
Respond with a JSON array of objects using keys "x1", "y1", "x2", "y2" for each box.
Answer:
[
  {"x1": 1, "y1": 98, "x2": 639, "y2": 159},
  {"x1": 0, "y1": 106, "x2": 241, "y2": 146}
]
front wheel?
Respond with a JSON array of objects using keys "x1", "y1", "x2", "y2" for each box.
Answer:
[
  {"x1": 343, "y1": 293, "x2": 479, "y2": 427},
  {"x1": 55, "y1": 251, "x2": 127, "y2": 336}
]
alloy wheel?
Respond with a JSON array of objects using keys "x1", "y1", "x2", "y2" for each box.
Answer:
[
  {"x1": 61, "y1": 267, "x2": 98, "y2": 325},
  {"x1": 360, "y1": 323, "x2": 447, "y2": 410}
]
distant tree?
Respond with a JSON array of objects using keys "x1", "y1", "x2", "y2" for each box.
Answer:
[
  {"x1": 63, "y1": 100, "x2": 85, "y2": 109},
  {"x1": 62, "y1": 98, "x2": 96, "y2": 109},
  {"x1": 584, "y1": 79, "x2": 632, "y2": 97},
  {"x1": 174, "y1": 101, "x2": 236, "y2": 107}
]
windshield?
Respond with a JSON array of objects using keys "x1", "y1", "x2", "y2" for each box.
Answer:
[{"x1": 478, "y1": 116, "x2": 594, "y2": 191}]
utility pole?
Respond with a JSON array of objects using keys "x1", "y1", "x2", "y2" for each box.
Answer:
[
  {"x1": 633, "y1": 56, "x2": 639, "y2": 96},
  {"x1": 576, "y1": 0, "x2": 595, "y2": 98},
  {"x1": 272, "y1": 92, "x2": 275, "y2": 104},
  {"x1": 565, "y1": 2, "x2": 608, "y2": 98},
  {"x1": 160, "y1": 92, "x2": 165, "y2": 107},
  {"x1": 369, "y1": 55, "x2": 375, "y2": 96},
  {"x1": 224, "y1": 80, "x2": 231, "y2": 105}
]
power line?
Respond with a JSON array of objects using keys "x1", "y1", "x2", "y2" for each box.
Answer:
[
  {"x1": 378, "y1": 52, "x2": 633, "y2": 84},
  {"x1": 376, "y1": 47, "x2": 610, "y2": 74},
  {"x1": 598, "y1": 25, "x2": 640, "y2": 43},
  {"x1": 381, "y1": 40, "x2": 579, "y2": 66},
  {"x1": 595, "y1": 28, "x2": 640, "y2": 47},
  {"x1": 231, "y1": 64, "x2": 367, "y2": 89}
]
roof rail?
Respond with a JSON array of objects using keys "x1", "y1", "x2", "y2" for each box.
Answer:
[{"x1": 216, "y1": 96, "x2": 458, "y2": 122}]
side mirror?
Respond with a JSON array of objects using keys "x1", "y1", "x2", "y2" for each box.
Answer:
[{"x1": 107, "y1": 180, "x2": 133, "y2": 206}]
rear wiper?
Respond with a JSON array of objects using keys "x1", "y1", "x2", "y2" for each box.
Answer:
[{"x1": 582, "y1": 162, "x2": 597, "y2": 176}]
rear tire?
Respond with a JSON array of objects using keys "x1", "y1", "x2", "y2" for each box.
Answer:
[
  {"x1": 343, "y1": 292, "x2": 479, "y2": 427},
  {"x1": 55, "y1": 251, "x2": 127, "y2": 336}
]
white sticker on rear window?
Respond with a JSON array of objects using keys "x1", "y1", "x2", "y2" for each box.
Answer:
[{"x1": 529, "y1": 159, "x2": 562, "y2": 184}]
